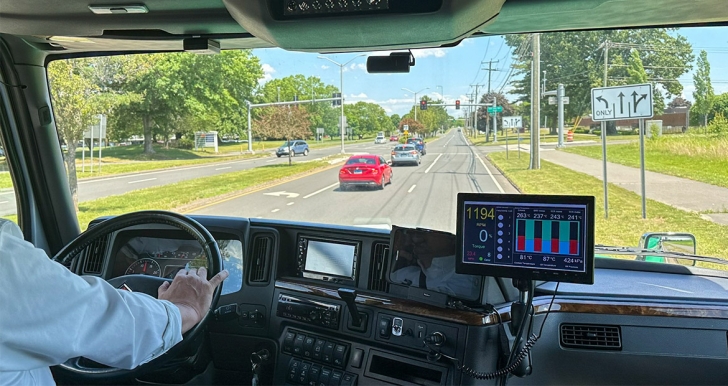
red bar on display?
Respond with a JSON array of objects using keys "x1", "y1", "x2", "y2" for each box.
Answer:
[
  {"x1": 534, "y1": 238, "x2": 542, "y2": 252},
  {"x1": 517, "y1": 236, "x2": 525, "y2": 251},
  {"x1": 552, "y1": 239, "x2": 559, "y2": 254},
  {"x1": 570, "y1": 240, "x2": 578, "y2": 255}
]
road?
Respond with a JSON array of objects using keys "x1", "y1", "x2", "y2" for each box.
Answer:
[
  {"x1": 192, "y1": 131, "x2": 517, "y2": 233},
  {"x1": 0, "y1": 141, "x2": 394, "y2": 217}
]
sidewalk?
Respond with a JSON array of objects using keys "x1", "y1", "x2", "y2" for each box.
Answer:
[{"x1": 537, "y1": 150, "x2": 728, "y2": 226}]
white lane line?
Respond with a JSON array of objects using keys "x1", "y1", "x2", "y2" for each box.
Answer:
[
  {"x1": 424, "y1": 153, "x2": 443, "y2": 174},
  {"x1": 271, "y1": 209, "x2": 280, "y2": 213},
  {"x1": 474, "y1": 153, "x2": 505, "y2": 193},
  {"x1": 408, "y1": 184, "x2": 416, "y2": 193},
  {"x1": 266, "y1": 159, "x2": 279, "y2": 163},
  {"x1": 78, "y1": 157, "x2": 265, "y2": 184},
  {"x1": 128, "y1": 177, "x2": 157, "y2": 184},
  {"x1": 215, "y1": 166, "x2": 232, "y2": 170},
  {"x1": 304, "y1": 182, "x2": 340, "y2": 199},
  {"x1": 0, "y1": 201, "x2": 8, "y2": 204},
  {"x1": 287, "y1": 202, "x2": 295, "y2": 206},
  {"x1": 444, "y1": 137, "x2": 453, "y2": 147}
]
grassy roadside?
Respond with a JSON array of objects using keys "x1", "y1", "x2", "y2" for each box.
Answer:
[
  {"x1": 562, "y1": 135, "x2": 728, "y2": 189},
  {"x1": 72, "y1": 160, "x2": 340, "y2": 230},
  {"x1": 488, "y1": 152, "x2": 728, "y2": 268},
  {"x1": 467, "y1": 132, "x2": 638, "y2": 147}
]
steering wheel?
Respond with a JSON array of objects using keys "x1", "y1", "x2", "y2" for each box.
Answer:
[{"x1": 51, "y1": 211, "x2": 223, "y2": 382}]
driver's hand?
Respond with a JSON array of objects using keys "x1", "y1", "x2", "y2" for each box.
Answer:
[{"x1": 158, "y1": 267, "x2": 229, "y2": 333}]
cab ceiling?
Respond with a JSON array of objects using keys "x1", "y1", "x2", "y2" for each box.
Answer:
[{"x1": 1, "y1": 0, "x2": 728, "y2": 54}]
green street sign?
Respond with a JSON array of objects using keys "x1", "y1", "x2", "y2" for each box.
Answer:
[{"x1": 487, "y1": 106, "x2": 503, "y2": 113}]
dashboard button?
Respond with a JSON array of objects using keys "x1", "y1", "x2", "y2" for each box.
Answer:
[
  {"x1": 341, "y1": 373, "x2": 357, "y2": 386},
  {"x1": 323, "y1": 342, "x2": 335, "y2": 364},
  {"x1": 283, "y1": 332, "x2": 296, "y2": 354},
  {"x1": 330, "y1": 370, "x2": 343, "y2": 386},
  {"x1": 310, "y1": 364, "x2": 322, "y2": 385},
  {"x1": 333, "y1": 345, "x2": 346, "y2": 367},
  {"x1": 378, "y1": 317, "x2": 392, "y2": 338},
  {"x1": 303, "y1": 336, "x2": 316, "y2": 358},
  {"x1": 349, "y1": 348, "x2": 364, "y2": 369},
  {"x1": 293, "y1": 334, "x2": 306, "y2": 356},
  {"x1": 299, "y1": 361, "x2": 312, "y2": 384},
  {"x1": 288, "y1": 359, "x2": 301, "y2": 383},
  {"x1": 313, "y1": 339, "x2": 326, "y2": 361},
  {"x1": 318, "y1": 367, "x2": 332, "y2": 386}
]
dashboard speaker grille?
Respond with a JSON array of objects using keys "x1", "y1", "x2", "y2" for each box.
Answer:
[
  {"x1": 560, "y1": 324, "x2": 622, "y2": 350},
  {"x1": 82, "y1": 234, "x2": 110, "y2": 274},
  {"x1": 249, "y1": 234, "x2": 273, "y2": 284},
  {"x1": 369, "y1": 242, "x2": 390, "y2": 292}
]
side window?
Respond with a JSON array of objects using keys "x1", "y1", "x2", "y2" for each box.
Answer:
[
  {"x1": 0, "y1": 136, "x2": 19, "y2": 226},
  {"x1": 379, "y1": 156, "x2": 386, "y2": 165}
]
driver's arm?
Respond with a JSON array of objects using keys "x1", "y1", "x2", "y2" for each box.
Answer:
[{"x1": 0, "y1": 230, "x2": 223, "y2": 372}]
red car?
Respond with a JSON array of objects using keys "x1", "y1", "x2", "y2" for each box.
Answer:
[
  {"x1": 339, "y1": 154, "x2": 393, "y2": 191},
  {"x1": 389, "y1": 135, "x2": 399, "y2": 142}
]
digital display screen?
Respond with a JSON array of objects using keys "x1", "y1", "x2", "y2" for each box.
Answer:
[
  {"x1": 304, "y1": 240, "x2": 357, "y2": 279},
  {"x1": 389, "y1": 226, "x2": 482, "y2": 301},
  {"x1": 456, "y1": 193, "x2": 594, "y2": 284}
]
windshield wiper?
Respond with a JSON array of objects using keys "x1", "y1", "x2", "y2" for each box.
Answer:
[{"x1": 595, "y1": 245, "x2": 728, "y2": 266}]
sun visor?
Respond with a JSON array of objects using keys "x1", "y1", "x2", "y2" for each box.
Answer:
[{"x1": 222, "y1": 0, "x2": 505, "y2": 51}]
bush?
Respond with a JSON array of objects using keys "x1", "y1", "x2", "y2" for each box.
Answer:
[
  {"x1": 572, "y1": 127, "x2": 590, "y2": 134},
  {"x1": 649, "y1": 123, "x2": 661, "y2": 138},
  {"x1": 176, "y1": 138, "x2": 194, "y2": 150},
  {"x1": 708, "y1": 113, "x2": 728, "y2": 134}
]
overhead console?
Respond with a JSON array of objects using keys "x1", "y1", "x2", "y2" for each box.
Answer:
[{"x1": 222, "y1": 0, "x2": 506, "y2": 51}]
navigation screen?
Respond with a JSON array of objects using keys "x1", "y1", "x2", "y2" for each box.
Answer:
[
  {"x1": 456, "y1": 193, "x2": 595, "y2": 284},
  {"x1": 304, "y1": 240, "x2": 357, "y2": 279}
]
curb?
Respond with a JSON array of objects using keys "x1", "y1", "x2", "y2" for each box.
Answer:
[{"x1": 484, "y1": 154, "x2": 523, "y2": 194}]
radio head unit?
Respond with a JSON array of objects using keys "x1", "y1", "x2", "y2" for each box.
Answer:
[{"x1": 297, "y1": 236, "x2": 360, "y2": 284}]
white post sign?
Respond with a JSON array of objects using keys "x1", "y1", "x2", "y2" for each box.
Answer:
[
  {"x1": 502, "y1": 116, "x2": 522, "y2": 129},
  {"x1": 591, "y1": 83, "x2": 653, "y2": 121}
]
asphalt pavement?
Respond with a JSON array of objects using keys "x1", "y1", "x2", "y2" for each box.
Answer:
[
  {"x1": 191, "y1": 131, "x2": 517, "y2": 233},
  {"x1": 0, "y1": 141, "x2": 387, "y2": 217}
]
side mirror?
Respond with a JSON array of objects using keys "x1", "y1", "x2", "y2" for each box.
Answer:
[{"x1": 638, "y1": 232, "x2": 697, "y2": 266}]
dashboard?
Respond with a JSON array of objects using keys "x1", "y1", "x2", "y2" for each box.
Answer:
[{"x1": 80, "y1": 215, "x2": 728, "y2": 386}]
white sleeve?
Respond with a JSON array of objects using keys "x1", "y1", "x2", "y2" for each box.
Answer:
[{"x1": 0, "y1": 231, "x2": 183, "y2": 372}]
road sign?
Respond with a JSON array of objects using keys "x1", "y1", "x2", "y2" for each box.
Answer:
[
  {"x1": 563, "y1": 96, "x2": 569, "y2": 104},
  {"x1": 502, "y1": 116, "x2": 523, "y2": 128},
  {"x1": 548, "y1": 97, "x2": 556, "y2": 105},
  {"x1": 487, "y1": 106, "x2": 503, "y2": 114},
  {"x1": 591, "y1": 83, "x2": 653, "y2": 121},
  {"x1": 403, "y1": 124, "x2": 409, "y2": 131}
]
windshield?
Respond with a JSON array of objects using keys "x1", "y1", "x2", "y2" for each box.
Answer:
[{"x1": 26, "y1": 26, "x2": 728, "y2": 271}]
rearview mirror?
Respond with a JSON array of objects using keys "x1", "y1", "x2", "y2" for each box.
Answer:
[{"x1": 639, "y1": 232, "x2": 697, "y2": 266}]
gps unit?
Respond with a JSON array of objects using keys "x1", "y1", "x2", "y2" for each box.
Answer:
[{"x1": 456, "y1": 193, "x2": 595, "y2": 284}]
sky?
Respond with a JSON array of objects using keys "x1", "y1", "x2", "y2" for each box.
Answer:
[{"x1": 253, "y1": 26, "x2": 728, "y2": 117}]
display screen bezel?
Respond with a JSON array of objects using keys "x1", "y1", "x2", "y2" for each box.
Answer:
[
  {"x1": 456, "y1": 193, "x2": 595, "y2": 284},
  {"x1": 300, "y1": 236, "x2": 359, "y2": 282}
]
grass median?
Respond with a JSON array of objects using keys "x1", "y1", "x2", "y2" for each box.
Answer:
[
  {"x1": 562, "y1": 134, "x2": 728, "y2": 189},
  {"x1": 75, "y1": 160, "x2": 336, "y2": 230},
  {"x1": 488, "y1": 152, "x2": 728, "y2": 268}
]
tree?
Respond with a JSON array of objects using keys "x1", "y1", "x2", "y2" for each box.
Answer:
[
  {"x1": 389, "y1": 114, "x2": 401, "y2": 129},
  {"x1": 505, "y1": 29, "x2": 693, "y2": 134},
  {"x1": 401, "y1": 96, "x2": 449, "y2": 136},
  {"x1": 253, "y1": 106, "x2": 311, "y2": 164},
  {"x1": 477, "y1": 92, "x2": 515, "y2": 135},
  {"x1": 667, "y1": 96, "x2": 691, "y2": 109},
  {"x1": 48, "y1": 58, "x2": 102, "y2": 210},
  {"x1": 344, "y1": 102, "x2": 393, "y2": 138},
  {"x1": 398, "y1": 118, "x2": 424, "y2": 135},
  {"x1": 693, "y1": 50, "x2": 715, "y2": 127}
]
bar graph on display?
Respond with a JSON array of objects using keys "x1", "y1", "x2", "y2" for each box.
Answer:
[{"x1": 516, "y1": 219, "x2": 580, "y2": 255}]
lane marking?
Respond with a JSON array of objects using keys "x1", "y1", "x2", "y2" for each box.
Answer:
[
  {"x1": 0, "y1": 201, "x2": 8, "y2": 204},
  {"x1": 264, "y1": 191, "x2": 299, "y2": 198},
  {"x1": 303, "y1": 182, "x2": 340, "y2": 199},
  {"x1": 408, "y1": 184, "x2": 416, "y2": 193},
  {"x1": 474, "y1": 153, "x2": 505, "y2": 193},
  {"x1": 287, "y1": 202, "x2": 295, "y2": 206},
  {"x1": 266, "y1": 159, "x2": 279, "y2": 163},
  {"x1": 443, "y1": 137, "x2": 453, "y2": 147},
  {"x1": 424, "y1": 153, "x2": 443, "y2": 174},
  {"x1": 128, "y1": 177, "x2": 157, "y2": 184},
  {"x1": 215, "y1": 166, "x2": 232, "y2": 170},
  {"x1": 271, "y1": 209, "x2": 280, "y2": 213}
]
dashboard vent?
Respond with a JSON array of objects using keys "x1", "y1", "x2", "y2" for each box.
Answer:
[
  {"x1": 560, "y1": 324, "x2": 622, "y2": 350},
  {"x1": 82, "y1": 234, "x2": 111, "y2": 274},
  {"x1": 249, "y1": 233, "x2": 273, "y2": 285},
  {"x1": 369, "y1": 242, "x2": 390, "y2": 292}
]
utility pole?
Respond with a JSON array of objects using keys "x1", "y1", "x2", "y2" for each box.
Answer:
[
  {"x1": 482, "y1": 60, "x2": 500, "y2": 94},
  {"x1": 471, "y1": 84, "x2": 483, "y2": 138},
  {"x1": 530, "y1": 33, "x2": 541, "y2": 170},
  {"x1": 599, "y1": 39, "x2": 610, "y2": 217}
]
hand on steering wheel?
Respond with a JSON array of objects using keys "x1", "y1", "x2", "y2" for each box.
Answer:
[{"x1": 159, "y1": 266, "x2": 228, "y2": 333}]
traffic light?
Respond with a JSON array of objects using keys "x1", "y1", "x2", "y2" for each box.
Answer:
[
  {"x1": 455, "y1": 100, "x2": 460, "y2": 110},
  {"x1": 332, "y1": 92, "x2": 341, "y2": 106},
  {"x1": 420, "y1": 99, "x2": 427, "y2": 110}
]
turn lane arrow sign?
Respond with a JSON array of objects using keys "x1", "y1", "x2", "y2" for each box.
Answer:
[
  {"x1": 591, "y1": 83, "x2": 653, "y2": 121},
  {"x1": 264, "y1": 191, "x2": 300, "y2": 198}
]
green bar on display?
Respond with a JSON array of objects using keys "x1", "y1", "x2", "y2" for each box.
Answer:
[
  {"x1": 526, "y1": 220, "x2": 534, "y2": 240},
  {"x1": 560, "y1": 221, "x2": 570, "y2": 242}
]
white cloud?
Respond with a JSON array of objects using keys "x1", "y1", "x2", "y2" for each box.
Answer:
[
  {"x1": 411, "y1": 48, "x2": 446, "y2": 59},
  {"x1": 343, "y1": 62, "x2": 367, "y2": 72},
  {"x1": 349, "y1": 93, "x2": 368, "y2": 98},
  {"x1": 321, "y1": 65, "x2": 330, "y2": 70},
  {"x1": 260, "y1": 63, "x2": 276, "y2": 83}
]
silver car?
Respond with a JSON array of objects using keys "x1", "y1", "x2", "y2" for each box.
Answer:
[{"x1": 390, "y1": 144, "x2": 421, "y2": 166}]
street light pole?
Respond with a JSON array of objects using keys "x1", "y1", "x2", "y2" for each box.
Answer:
[
  {"x1": 318, "y1": 54, "x2": 366, "y2": 153},
  {"x1": 402, "y1": 87, "x2": 429, "y2": 121}
]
